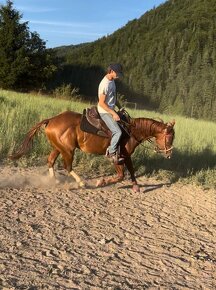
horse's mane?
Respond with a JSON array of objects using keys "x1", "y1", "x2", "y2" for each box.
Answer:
[{"x1": 131, "y1": 117, "x2": 166, "y2": 136}]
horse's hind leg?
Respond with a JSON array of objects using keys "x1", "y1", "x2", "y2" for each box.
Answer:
[
  {"x1": 61, "y1": 149, "x2": 86, "y2": 188},
  {"x1": 51, "y1": 126, "x2": 85, "y2": 187},
  {"x1": 70, "y1": 170, "x2": 85, "y2": 187},
  {"x1": 96, "y1": 164, "x2": 124, "y2": 187},
  {"x1": 47, "y1": 149, "x2": 60, "y2": 179}
]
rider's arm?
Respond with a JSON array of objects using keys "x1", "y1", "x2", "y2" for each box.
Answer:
[{"x1": 98, "y1": 93, "x2": 120, "y2": 121}]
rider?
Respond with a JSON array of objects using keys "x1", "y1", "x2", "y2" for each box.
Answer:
[{"x1": 97, "y1": 63, "x2": 124, "y2": 164}]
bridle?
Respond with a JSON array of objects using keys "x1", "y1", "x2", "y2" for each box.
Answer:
[
  {"x1": 118, "y1": 113, "x2": 174, "y2": 155},
  {"x1": 153, "y1": 132, "x2": 174, "y2": 155},
  {"x1": 130, "y1": 129, "x2": 174, "y2": 155}
]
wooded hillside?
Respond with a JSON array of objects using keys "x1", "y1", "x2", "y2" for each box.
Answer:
[{"x1": 54, "y1": 0, "x2": 216, "y2": 121}]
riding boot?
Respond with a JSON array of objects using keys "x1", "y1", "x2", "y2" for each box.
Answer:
[{"x1": 106, "y1": 148, "x2": 124, "y2": 165}]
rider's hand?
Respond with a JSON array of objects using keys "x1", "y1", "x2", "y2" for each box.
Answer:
[{"x1": 112, "y1": 112, "x2": 120, "y2": 121}]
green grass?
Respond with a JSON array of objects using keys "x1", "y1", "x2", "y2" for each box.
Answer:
[
  {"x1": 0, "y1": 89, "x2": 215, "y2": 189},
  {"x1": 0, "y1": 90, "x2": 88, "y2": 158}
]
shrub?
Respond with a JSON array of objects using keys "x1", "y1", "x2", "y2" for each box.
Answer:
[{"x1": 53, "y1": 83, "x2": 81, "y2": 100}]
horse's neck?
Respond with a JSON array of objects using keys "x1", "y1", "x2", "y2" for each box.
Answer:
[{"x1": 132, "y1": 118, "x2": 163, "y2": 140}]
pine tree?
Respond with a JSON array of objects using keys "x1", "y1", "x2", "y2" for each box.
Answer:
[
  {"x1": 54, "y1": 0, "x2": 216, "y2": 121},
  {"x1": 0, "y1": 0, "x2": 56, "y2": 90}
]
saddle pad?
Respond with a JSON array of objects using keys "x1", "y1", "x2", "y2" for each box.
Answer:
[{"x1": 80, "y1": 110, "x2": 109, "y2": 138}]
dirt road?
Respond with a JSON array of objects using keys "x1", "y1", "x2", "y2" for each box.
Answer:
[{"x1": 0, "y1": 166, "x2": 216, "y2": 289}]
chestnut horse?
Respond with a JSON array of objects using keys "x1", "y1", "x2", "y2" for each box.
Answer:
[{"x1": 10, "y1": 110, "x2": 175, "y2": 192}]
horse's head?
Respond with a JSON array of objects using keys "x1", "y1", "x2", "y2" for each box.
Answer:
[{"x1": 154, "y1": 120, "x2": 175, "y2": 159}]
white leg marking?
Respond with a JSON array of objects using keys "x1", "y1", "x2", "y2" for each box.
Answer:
[
  {"x1": 49, "y1": 167, "x2": 55, "y2": 178},
  {"x1": 70, "y1": 170, "x2": 85, "y2": 187},
  {"x1": 70, "y1": 170, "x2": 81, "y2": 183}
]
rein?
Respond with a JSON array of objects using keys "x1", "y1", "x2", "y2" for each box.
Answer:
[
  {"x1": 118, "y1": 121, "x2": 155, "y2": 152},
  {"x1": 118, "y1": 113, "x2": 174, "y2": 155},
  {"x1": 118, "y1": 120, "x2": 159, "y2": 152},
  {"x1": 121, "y1": 122, "x2": 173, "y2": 155}
]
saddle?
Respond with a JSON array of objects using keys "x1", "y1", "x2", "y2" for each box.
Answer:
[
  {"x1": 80, "y1": 106, "x2": 110, "y2": 137},
  {"x1": 80, "y1": 106, "x2": 131, "y2": 138}
]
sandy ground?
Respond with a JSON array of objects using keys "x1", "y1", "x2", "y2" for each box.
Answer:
[{"x1": 0, "y1": 165, "x2": 216, "y2": 290}]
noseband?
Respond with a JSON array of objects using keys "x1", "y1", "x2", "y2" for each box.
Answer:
[
  {"x1": 122, "y1": 117, "x2": 174, "y2": 155},
  {"x1": 136, "y1": 132, "x2": 173, "y2": 155},
  {"x1": 153, "y1": 132, "x2": 174, "y2": 155}
]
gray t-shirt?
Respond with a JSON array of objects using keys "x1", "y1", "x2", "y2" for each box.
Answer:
[{"x1": 97, "y1": 76, "x2": 116, "y2": 114}]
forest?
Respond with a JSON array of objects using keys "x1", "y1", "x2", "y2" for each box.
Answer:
[
  {"x1": 54, "y1": 0, "x2": 216, "y2": 121},
  {"x1": 0, "y1": 0, "x2": 216, "y2": 121}
]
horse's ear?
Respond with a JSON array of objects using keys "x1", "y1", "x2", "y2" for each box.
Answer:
[
  {"x1": 164, "y1": 119, "x2": 175, "y2": 133},
  {"x1": 167, "y1": 119, "x2": 175, "y2": 127}
]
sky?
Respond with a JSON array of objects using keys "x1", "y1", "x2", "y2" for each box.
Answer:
[{"x1": 1, "y1": 0, "x2": 166, "y2": 48}]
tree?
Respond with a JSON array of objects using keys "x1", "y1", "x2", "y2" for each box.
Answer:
[
  {"x1": 54, "y1": 0, "x2": 216, "y2": 121},
  {"x1": 0, "y1": 0, "x2": 56, "y2": 90}
]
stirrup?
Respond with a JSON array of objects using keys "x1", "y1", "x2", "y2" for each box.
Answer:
[{"x1": 106, "y1": 150, "x2": 124, "y2": 165}]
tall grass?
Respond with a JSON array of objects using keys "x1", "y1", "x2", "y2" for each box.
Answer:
[
  {"x1": 0, "y1": 90, "x2": 88, "y2": 158},
  {"x1": 0, "y1": 89, "x2": 215, "y2": 188}
]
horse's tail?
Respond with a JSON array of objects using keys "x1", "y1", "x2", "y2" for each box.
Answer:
[{"x1": 9, "y1": 118, "x2": 50, "y2": 160}]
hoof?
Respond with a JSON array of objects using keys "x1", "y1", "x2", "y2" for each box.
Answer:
[
  {"x1": 96, "y1": 178, "x2": 105, "y2": 187},
  {"x1": 132, "y1": 184, "x2": 140, "y2": 193},
  {"x1": 79, "y1": 181, "x2": 86, "y2": 188}
]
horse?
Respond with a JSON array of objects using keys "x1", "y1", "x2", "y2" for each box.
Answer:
[{"x1": 10, "y1": 110, "x2": 175, "y2": 192}]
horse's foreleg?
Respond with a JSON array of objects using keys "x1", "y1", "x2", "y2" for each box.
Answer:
[{"x1": 124, "y1": 157, "x2": 140, "y2": 192}]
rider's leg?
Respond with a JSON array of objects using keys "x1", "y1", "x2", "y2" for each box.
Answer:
[{"x1": 100, "y1": 113, "x2": 122, "y2": 154}]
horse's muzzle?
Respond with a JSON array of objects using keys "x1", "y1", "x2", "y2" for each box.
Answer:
[{"x1": 155, "y1": 146, "x2": 173, "y2": 159}]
